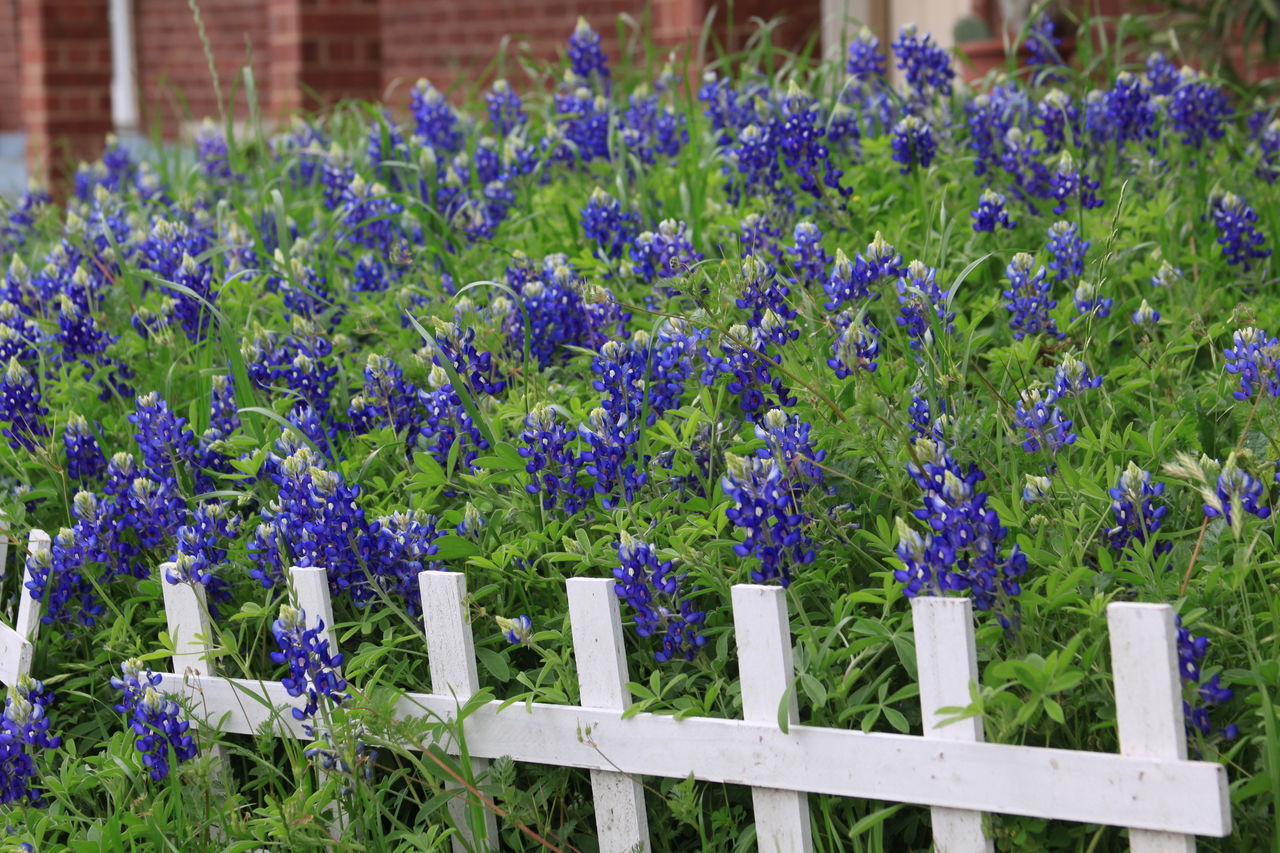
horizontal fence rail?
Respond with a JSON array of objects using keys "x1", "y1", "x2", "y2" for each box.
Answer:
[
  {"x1": 152, "y1": 565, "x2": 1230, "y2": 851},
  {"x1": 0, "y1": 522, "x2": 1233, "y2": 852}
]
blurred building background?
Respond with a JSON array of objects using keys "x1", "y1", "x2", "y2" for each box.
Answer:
[{"x1": 2, "y1": 0, "x2": 1267, "y2": 192}]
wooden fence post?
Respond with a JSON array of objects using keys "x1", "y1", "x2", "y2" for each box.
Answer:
[
  {"x1": 567, "y1": 577, "x2": 651, "y2": 853},
  {"x1": 15, "y1": 529, "x2": 50, "y2": 648},
  {"x1": 419, "y1": 570, "x2": 499, "y2": 852},
  {"x1": 732, "y1": 585, "x2": 813, "y2": 853},
  {"x1": 291, "y1": 565, "x2": 348, "y2": 837},
  {"x1": 1109, "y1": 603, "x2": 1222, "y2": 853},
  {"x1": 912, "y1": 596, "x2": 993, "y2": 853},
  {"x1": 158, "y1": 567, "x2": 231, "y2": 817}
]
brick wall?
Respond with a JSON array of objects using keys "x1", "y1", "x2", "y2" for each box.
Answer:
[
  {"x1": 379, "y1": 0, "x2": 822, "y2": 105},
  {"x1": 0, "y1": 0, "x2": 18, "y2": 131},
  {"x1": 133, "y1": 0, "x2": 268, "y2": 136}
]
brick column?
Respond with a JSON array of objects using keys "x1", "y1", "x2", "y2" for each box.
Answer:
[
  {"x1": 268, "y1": 0, "x2": 382, "y2": 117},
  {"x1": 19, "y1": 0, "x2": 113, "y2": 191},
  {"x1": 653, "y1": 0, "x2": 707, "y2": 47}
]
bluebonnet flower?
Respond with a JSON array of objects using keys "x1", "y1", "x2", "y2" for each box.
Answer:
[
  {"x1": 421, "y1": 319, "x2": 507, "y2": 398},
  {"x1": 620, "y1": 88, "x2": 687, "y2": 164},
  {"x1": 1023, "y1": 474, "x2": 1052, "y2": 503},
  {"x1": 966, "y1": 85, "x2": 1028, "y2": 178},
  {"x1": 1045, "y1": 221, "x2": 1089, "y2": 282},
  {"x1": 348, "y1": 353, "x2": 421, "y2": 436},
  {"x1": 1224, "y1": 327, "x2": 1280, "y2": 400},
  {"x1": 486, "y1": 79, "x2": 526, "y2": 135},
  {"x1": 1132, "y1": 299, "x2": 1159, "y2": 327},
  {"x1": 721, "y1": 453, "x2": 814, "y2": 586},
  {"x1": 1209, "y1": 191, "x2": 1270, "y2": 271},
  {"x1": 755, "y1": 408, "x2": 826, "y2": 489},
  {"x1": 365, "y1": 509, "x2": 444, "y2": 615},
  {"x1": 631, "y1": 219, "x2": 702, "y2": 282},
  {"x1": 1026, "y1": 14, "x2": 1065, "y2": 74},
  {"x1": 64, "y1": 413, "x2": 106, "y2": 481},
  {"x1": 271, "y1": 606, "x2": 347, "y2": 722},
  {"x1": 518, "y1": 403, "x2": 587, "y2": 515},
  {"x1": 24, "y1": 526, "x2": 103, "y2": 629},
  {"x1": 552, "y1": 83, "x2": 611, "y2": 166},
  {"x1": 321, "y1": 144, "x2": 355, "y2": 209},
  {"x1": 698, "y1": 72, "x2": 755, "y2": 145},
  {"x1": 828, "y1": 310, "x2": 881, "y2": 376},
  {"x1": 1167, "y1": 69, "x2": 1233, "y2": 150},
  {"x1": 582, "y1": 188, "x2": 639, "y2": 260},
  {"x1": 164, "y1": 502, "x2": 241, "y2": 614},
  {"x1": 972, "y1": 189, "x2": 1016, "y2": 232},
  {"x1": 567, "y1": 17, "x2": 610, "y2": 87},
  {"x1": 1202, "y1": 456, "x2": 1271, "y2": 527},
  {"x1": 501, "y1": 269, "x2": 625, "y2": 367},
  {"x1": 1048, "y1": 151, "x2": 1102, "y2": 214},
  {"x1": 1013, "y1": 387, "x2": 1077, "y2": 453},
  {"x1": 737, "y1": 254, "x2": 796, "y2": 335},
  {"x1": 254, "y1": 444, "x2": 369, "y2": 600},
  {"x1": 787, "y1": 222, "x2": 831, "y2": 288},
  {"x1": 131, "y1": 391, "x2": 197, "y2": 481},
  {"x1": 1072, "y1": 280, "x2": 1112, "y2": 320},
  {"x1": 1255, "y1": 119, "x2": 1280, "y2": 183},
  {"x1": 410, "y1": 79, "x2": 463, "y2": 154},
  {"x1": 1053, "y1": 353, "x2": 1104, "y2": 397},
  {"x1": 892, "y1": 24, "x2": 954, "y2": 101},
  {"x1": 896, "y1": 438, "x2": 1027, "y2": 619},
  {"x1": 415, "y1": 366, "x2": 490, "y2": 471},
  {"x1": 195, "y1": 118, "x2": 232, "y2": 180},
  {"x1": 0, "y1": 185, "x2": 51, "y2": 252},
  {"x1": 0, "y1": 359, "x2": 48, "y2": 451},
  {"x1": 613, "y1": 532, "x2": 706, "y2": 663},
  {"x1": 847, "y1": 26, "x2": 887, "y2": 81},
  {"x1": 1107, "y1": 462, "x2": 1170, "y2": 556},
  {"x1": 0, "y1": 676, "x2": 61, "y2": 806},
  {"x1": 1150, "y1": 260, "x2": 1183, "y2": 288},
  {"x1": 1176, "y1": 617, "x2": 1238, "y2": 739},
  {"x1": 1146, "y1": 52, "x2": 1180, "y2": 97},
  {"x1": 739, "y1": 212, "x2": 780, "y2": 258},
  {"x1": 700, "y1": 323, "x2": 796, "y2": 419},
  {"x1": 1003, "y1": 252, "x2": 1063, "y2": 341},
  {"x1": 578, "y1": 407, "x2": 644, "y2": 508},
  {"x1": 1104, "y1": 72, "x2": 1156, "y2": 148},
  {"x1": 896, "y1": 260, "x2": 953, "y2": 350},
  {"x1": 111, "y1": 659, "x2": 197, "y2": 781},
  {"x1": 727, "y1": 121, "x2": 785, "y2": 207},
  {"x1": 778, "y1": 82, "x2": 847, "y2": 199},
  {"x1": 337, "y1": 174, "x2": 404, "y2": 254},
  {"x1": 891, "y1": 116, "x2": 935, "y2": 174},
  {"x1": 592, "y1": 339, "x2": 647, "y2": 424},
  {"x1": 499, "y1": 614, "x2": 533, "y2": 645}
]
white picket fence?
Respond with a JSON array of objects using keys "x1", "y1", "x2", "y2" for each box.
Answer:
[{"x1": 0, "y1": 523, "x2": 1231, "y2": 853}]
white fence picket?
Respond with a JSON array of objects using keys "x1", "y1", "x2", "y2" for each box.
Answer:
[
  {"x1": 912, "y1": 596, "x2": 993, "y2": 853},
  {"x1": 1109, "y1": 603, "x2": 1213, "y2": 853},
  {"x1": 158, "y1": 568, "x2": 231, "y2": 807},
  {"x1": 419, "y1": 570, "x2": 498, "y2": 852},
  {"x1": 112, "y1": 572, "x2": 1227, "y2": 847},
  {"x1": 567, "y1": 577, "x2": 651, "y2": 853},
  {"x1": 292, "y1": 565, "x2": 348, "y2": 837},
  {"x1": 15, "y1": 528, "x2": 50, "y2": 647},
  {"x1": 732, "y1": 585, "x2": 813, "y2": 853},
  {"x1": 0, "y1": 530, "x2": 46, "y2": 687}
]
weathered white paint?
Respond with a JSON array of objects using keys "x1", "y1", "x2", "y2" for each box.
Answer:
[
  {"x1": 420, "y1": 570, "x2": 498, "y2": 852},
  {"x1": 733, "y1": 585, "x2": 812, "y2": 853},
  {"x1": 567, "y1": 578, "x2": 651, "y2": 853},
  {"x1": 109, "y1": 0, "x2": 139, "y2": 130},
  {"x1": 913, "y1": 597, "x2": 993, "y2": 852},
  {"x1": 1110, "y1": 604, "x2": 1200, "y2": 853},
  {"x1": 143, "y1": 580, "x2": 1230, "y2": 845},
  {"x1": 15, "y1": 529, "x2": 50, "y2": 648},
  {"x1": 0, "y1": 530, "x2": 1222, "y2": 850},
  {"x1": 159, "y1": 568, "x2": 231, "y2": 806},
  {"x1": 292, "y1": 566, "x2": 348, "y2": 837},
  {"x1": 0, "y1": 529, "x2": 42, "y2": 686}
]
